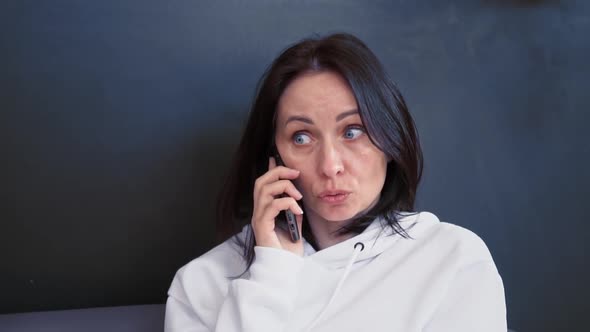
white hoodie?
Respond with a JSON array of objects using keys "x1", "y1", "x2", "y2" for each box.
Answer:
[{"x1": 165, "y1": 211, "x2": 507, "y2": 332}]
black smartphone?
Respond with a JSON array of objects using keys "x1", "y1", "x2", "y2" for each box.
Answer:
[{"x1": 272, "y1": 147, "x2": 301, "y2": 242}]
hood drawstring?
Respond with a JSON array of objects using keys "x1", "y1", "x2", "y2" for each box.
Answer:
[{"x1": 305, "y1": 242, "x2": 365, "y2": 332}]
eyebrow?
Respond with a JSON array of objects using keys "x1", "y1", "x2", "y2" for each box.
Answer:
[
  {"x1": 336, "y1": 109, "x2": 359, "y2": 122},
  {"x1": 284, "y1": 109, "x2": 359, "y2": 126}
]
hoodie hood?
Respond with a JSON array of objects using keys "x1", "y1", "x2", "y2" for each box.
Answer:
[
  {"x1": 300, "y1": 211, "x2": 439, "y2": 332},
  {"x1": 302, "y1": 211, "x2": 438, "y2": 269},
  {"x1": 165, "y1": 210, "x2": 506, "y2": 332}
]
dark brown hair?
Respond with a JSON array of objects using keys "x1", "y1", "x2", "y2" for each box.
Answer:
[{"x1": 216, "y1": 32, "x2": 423, "y2": 271}]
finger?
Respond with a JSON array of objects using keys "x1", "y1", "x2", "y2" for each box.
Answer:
[
  {"x1": 255, "y1": 180, "x2": 303, "y2": 219},
  {"x1": 254, "y1": 166, "x2": 300, "y2": 196},
  {"x1": 266, "y1": 165, "x2": 300, "y2": 181},
  {"x1": 257, "y1": 197, "x2": 304, "y2": 227},
  {"x1": 268, "y1": 156, "x2": 276, "y2": 170},
  {"x1": 275, "y1": 197, "x2": 305, "y2": 216},
  {"x1": 260, "y1": 179, "x2": 303, "y2": 201}
]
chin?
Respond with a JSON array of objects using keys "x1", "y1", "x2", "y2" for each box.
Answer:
[{"x1": 316, "y1": 206, "x2": 360, "y2": 223}]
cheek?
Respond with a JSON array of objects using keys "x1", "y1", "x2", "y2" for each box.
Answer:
[
  {"x1": 357, "y1": 148, "x2": 387, "y2": 182},
  {"x1": 290, "y1": 161, "x2": 315, "y2": 193},
  {"x1": 354, "y1": 145, "x2": 381, "y2": 166}
]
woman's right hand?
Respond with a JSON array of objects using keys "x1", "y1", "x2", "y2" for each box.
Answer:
[{"x1": 251, "y1": 157, "x2": 305, "y2": 256}]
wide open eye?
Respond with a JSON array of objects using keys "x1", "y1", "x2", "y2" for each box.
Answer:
[
  {"x1": 293, "y1": 132, "x2": 312, "y2": 145},
  {"x1": 344, "y1": 126, "x2": 365, "y2": 140}
]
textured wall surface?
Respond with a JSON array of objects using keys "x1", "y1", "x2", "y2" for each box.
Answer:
[{"x1": 1, "y1": 1, "x2": 588, "y2": 331}]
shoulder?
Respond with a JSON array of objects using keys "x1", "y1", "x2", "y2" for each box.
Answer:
[
  {"x1": 404, "y1": 213, "x2": 506, "y2": 329},
  {"x1": 177, "y1": 237, "x2": 246, "y2": 279},
  {"x1": 167, "y1": 230, "x2": 249, "y2": 306},
  {"x1": 406, "y1": 211, "x2": 496, "y2": 266}
]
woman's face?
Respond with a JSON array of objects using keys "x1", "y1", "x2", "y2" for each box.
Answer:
[{"x1": 275, "y1": 70, "x2": 388, "y2": 225}]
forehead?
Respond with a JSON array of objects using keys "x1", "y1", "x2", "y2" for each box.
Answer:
[{"x1": 276, "y1": 71, "x2": 358, "y2": 118}]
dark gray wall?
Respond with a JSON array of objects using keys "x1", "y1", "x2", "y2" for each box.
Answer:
[{"x1": 1, "y1": 0, "x2": 588, "y2": 331}]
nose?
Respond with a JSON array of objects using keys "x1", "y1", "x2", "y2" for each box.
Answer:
[{"x1": 318, "y1": 141, "x2": 344, "y2": 178}]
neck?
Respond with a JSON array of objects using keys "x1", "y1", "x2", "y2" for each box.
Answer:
[
  {"x1": 305, "y1": 210, "x2": 355, "y2": 250},
  {"x1": 303, "y1": 195, "x2": 382, "y2": 250}
]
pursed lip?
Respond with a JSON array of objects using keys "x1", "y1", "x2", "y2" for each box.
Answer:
[{"x1": 317, "y1": 190, "x2": 351, "y2": 198}]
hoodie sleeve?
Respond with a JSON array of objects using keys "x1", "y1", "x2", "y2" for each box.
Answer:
[
  {"x1": 424, "y1": 260, "x2": 507, "y2": 332},
  {"x1": 165, "y1": 246, "x2": 305, "y2": 332}
]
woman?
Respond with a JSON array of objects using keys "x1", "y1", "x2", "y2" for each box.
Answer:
[{"x1": 165, "y1": 33, "x2": 506, "y2": 332}]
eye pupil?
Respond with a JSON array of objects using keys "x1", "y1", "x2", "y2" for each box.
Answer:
[{"x1": 345, "y1": 128, "x2": 359, "y2": 139}]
